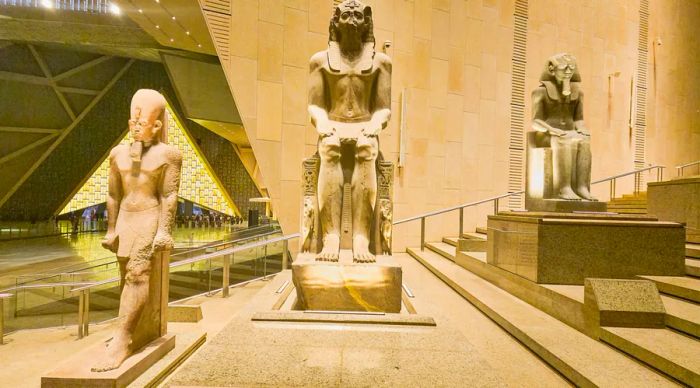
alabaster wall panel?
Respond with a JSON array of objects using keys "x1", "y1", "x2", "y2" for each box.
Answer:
[{"x1": 204, "y1": 0, "x2": 700, "y2": 252}]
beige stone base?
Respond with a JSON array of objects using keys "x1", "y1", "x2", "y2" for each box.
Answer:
[
  {"x1": 292, "y1": 250, "x2": 402, "y2": 313},
  {"x1": 487, "y1": 212, "x2": 686, "y2": 284},
  {"x1": 525, "y1": 197, "x2": 608, "y2": 212},
  {"x1": 41, "y1": 334, "x2": 175, "y2": 388},
  {"x1": 648, "y1": 176, "x2": 700, "y2": 243}
]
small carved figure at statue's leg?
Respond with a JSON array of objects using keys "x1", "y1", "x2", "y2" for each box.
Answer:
[
  {"x1": 552, "y1": 136, "x2": 582, "y2": 200},
  {"x1": 574, "y1": 138, "x2": 596, "y2": 200},
  {"x1": 317, "y1": 136, "x2": 343, "y2": 262},
  {"x1": 92, "y1": 256, "x2": 151, "y2": 372},
  {"x1": 352, "y1": 136, "x2": 378, "y2": 263}
]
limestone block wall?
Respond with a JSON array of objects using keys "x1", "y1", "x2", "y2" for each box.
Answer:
[{"x1": 203, "y1": 0, "x2": 700, "y2": 251}]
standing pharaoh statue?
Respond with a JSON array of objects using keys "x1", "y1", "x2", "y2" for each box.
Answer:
[
  {"x1": 307, "y1": 0, "x2": 392, "y2": 263},
  {"x1": 93, "y1": 89, "x2": 182, "y2": 372},
  {"x1": 526, "y1": 53, "x2": 604, "y2": 211}
]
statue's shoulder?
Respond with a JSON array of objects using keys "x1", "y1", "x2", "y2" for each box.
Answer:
[
  {"x1": 374, "y1": 52, "x2": 392, "y2": 68},
  {"x1": 309, "y1": 50, "x2": 328, "y2": 71},
  {"x1": 109, "y1": 144, "x2": 129, "y2": 158},
  {"x1": 532, "y1": 84, "x2": 547, "y2": 99},
  {"x1": 160, "y1": 143, "x2": 182, "y2": 164}
]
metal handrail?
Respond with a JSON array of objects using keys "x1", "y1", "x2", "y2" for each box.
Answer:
[
  {"x1": 69, "y1": 232, "x2": 299, "y2": 338},
  {"x1": 397, "y1": 165, "x2": 665, "y2": 251},
  {"x1": 676, "y1": 160, "x2": 700, "y2": 177}
]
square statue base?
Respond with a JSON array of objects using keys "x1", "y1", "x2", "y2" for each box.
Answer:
[
  {"x1": 525, "y1": 197, "x2": 608, "y2": 213},
  {"x1": 487, "y1": 212, "x2": 685, "y2": 285},
  {"x1": 292, "y1": 250, "x2": 402, "y2": 313},
  {"x1": 42, "y1": 334, "x2": 175, "y2": 388}
]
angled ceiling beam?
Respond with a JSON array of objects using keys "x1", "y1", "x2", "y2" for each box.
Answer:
[
  {"x1": 28, "y1": 44, "x2": 76, "y2": 121},
  {"x1": 0, "y1": 59, "x2": 135, "y2": 209},
  {"x1": 0, "y1": 70, "x2": 49, "y2": 85},
  {"x1": 0, "y1": 133, "x2": 58, "y2": 165},
  {"x1": 0, "y1": 126, "x2": 61, "y2": 134},
  {"x1": 56, "y1": 86, "x2": 100, "y2": 95},
  {"x1": 53, "y1": 55, "x2": 113, "y2": 82}
]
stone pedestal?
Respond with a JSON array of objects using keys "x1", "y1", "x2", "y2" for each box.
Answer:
[
  {"x1": 525, "y1": 197, "x2": 607, "y2": 213},
  {"x1": 41, "y1": 334, "x2": 175, "y2": 388},
  {"x1": 648, "y1": 176, "x2": 700, "y2": 243},
  {"x1": 486, "y1": 212, "x2": 686, "y2": 285},
  {"x1": 292, "y1": 250, "x2": 402, "y2": 313}
]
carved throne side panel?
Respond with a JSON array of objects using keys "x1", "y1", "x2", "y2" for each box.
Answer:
[
  {"x1": 374, "y1": 158, "x2": 394, "y2": 255},
  {"x1": 300, "y1": 156, "x2": 320, "y2": 253},
  {"x1": 525, "y1": 131, "x2": 553, "y2": 202}
]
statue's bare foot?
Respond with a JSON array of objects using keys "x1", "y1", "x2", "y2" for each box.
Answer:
[
  {"x1": 575, "y1": 188, "x2": 597, "y2": 201},
  {"x1": 91, "y1": 335, "x2": 131, "y2": 372},
  {"x1": 557, "y1": 187, "x2": 582, "y2": 201},
  {"x1": 353, "y1": 235, "x2": 375, "y2": 263},
  {"x1": 316, "y1": 234, "x2": 340, "y2": 262}
]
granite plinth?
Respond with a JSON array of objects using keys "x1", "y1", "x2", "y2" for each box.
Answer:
[
  {"x1": 487, "y1": 212, "x2": 686, "y2": 285},
  {"x1": 648, "y1": 176, "x2": 700, "y2": 243},
  {"x1": 525, "y1": 197, "x2": 607, "y2": 212},
  {"x1": 584, "y1": 279, "x2": 666, "y2": 338},
  {"x1": 292, "y1": 250, "x2": 402, "y2": 313},
  {"x1": 41, "y1": 334, "x2": 175, "y2": 388}
]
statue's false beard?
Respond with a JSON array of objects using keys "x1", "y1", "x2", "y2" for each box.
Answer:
[
  {"x1": 129, "y1": 140, "x2": 153, "y2": 174},
  {"x1": 561, "y1": 78, "x2": 571, "y2": 97}
]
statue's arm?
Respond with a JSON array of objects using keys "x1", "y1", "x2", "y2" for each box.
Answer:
[
  {"x1": 308, "y1": 53, "x2": 332, "y2": 136},
  {"x1": 102, "y1": 149, "x2": 122, "y2": 252},
  {"x1": 531, "y1": 88, "x2": 564, "y2": 137},
  {"x1": 366, "y1": 55, "x2": 392, "y2": 136},
  {"x1": 154, "y1": 147, "x2": 182, "y2": 252},
  {"x1": 574, "y1": 91, "x2": 589, "y2": 136}
]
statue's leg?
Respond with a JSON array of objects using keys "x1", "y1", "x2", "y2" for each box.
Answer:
[
  {"x1": 574, "y1": 136, "x2": 596, "y2": 200},
  {"x1": 317, "y1": 136, "x2": 343, "y2": 261},
  {"x1": 352, "y1": 135, "x2": 378, "y2": 263},
  {"x1": 552, "y1": 135, "x2": 582, "y2": 200},
  {"x1": 92, "y1": 249, "x2": 152, "y2": 372}
]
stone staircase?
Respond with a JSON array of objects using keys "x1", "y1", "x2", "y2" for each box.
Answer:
[
  {"x1": 607, "y1": 191, "x2": 648, "y2": 214},
  {"x1": 408, "y1": 226, "x2": 700, "y2": 386}
]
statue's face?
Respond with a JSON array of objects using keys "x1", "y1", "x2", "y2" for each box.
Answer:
[
  {"x1": 336, "y1": 2, "x2": 368, "y2": 39},
  {"x1": 129, "y1": 105, "x2": 162, "y2": 143},
  {"x1": 549, "y1": 57, "x2": 577, "y2": 84}
]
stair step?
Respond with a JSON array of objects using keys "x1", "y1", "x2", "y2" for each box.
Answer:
[
  {"x1": 607, "y1": 209, "x2": 648, "y2": 214},
  {"x1": 601, "y1": 327, "x2": 700, "y2": 387},
  {"x1": 406, "y1": 247, "x2": 675, "y2": 387},
  {"x1": 639, "y1": 275, "x2": 700, "y2": 303},
  {"x1": 606, "y1": 203, "x2": 648, "y2": 209},
  {"x1": 687, "y1": 244, "x2": 700, "y2": 259},
  {"x1": 687, "y1": 259, "x2": 700, "y2": 277},
  {"x1": 475, "y1": 226, "x2": 487, "y2": 235},
  {"x1": 425, "y1": 242, "x2": 456, "y2": 261},
  {"x1": 442, "y1": 237, "x2": 459, "y2": 247},
  {"x1": 662, "y1": 295, "x2": 700, "y2": 338},
  {"x1": 460, "y1": 232, "x2": 487, "y2": 241}
]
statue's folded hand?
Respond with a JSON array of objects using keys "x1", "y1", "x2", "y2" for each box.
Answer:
[
  {"x1": 361, "y1": 123, "x2": 382, "y2": 137},
  {"x1": 317, "y1": 122, "x2": 335, "y2": 138},
  {"x1": 152, "y1": 232, "x2": 174, "y2": 252},
  {"x1": 101, "y1": 233, "x2": 119, "y2": 253}
]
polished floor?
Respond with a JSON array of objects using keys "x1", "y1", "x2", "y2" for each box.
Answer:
[{"x1": 0, "y1": 227, "x2": 240, "y2": 290}]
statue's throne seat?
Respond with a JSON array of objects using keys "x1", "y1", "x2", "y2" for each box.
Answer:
[
  {"x1": 525, "y1": 131, "x2": 554, "y2": 204},
  {"x1": 300, "y1": 149, "x2": 394, "y2": 256}
]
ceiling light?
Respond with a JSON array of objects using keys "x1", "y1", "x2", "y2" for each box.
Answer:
[
  {"x1": 171, "y1": 16, "x2": 176, "y2": 20},
  {"x1": 155, "y1": 25, "x2": 160, "y2": 29},
  {"x1": 197, "y1": 44, "x2": 202, "y2": 48},
  {"x1": 138, "y1": 8, "x2": 143, "y2": 13},
  {"x1": 186, "y1": 31, "x2": 190, "y2": 35},
  {"x1": 108, "y1": 3, "x2": 121, "y2": 15},
  {"x1": 40, "y1": 0, "x2": 53, "y2": 9},
  {"x1": 170, "y1": 38, "x2": 174, "y2": 42}
]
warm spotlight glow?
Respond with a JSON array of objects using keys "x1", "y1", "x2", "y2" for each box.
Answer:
[
  {"x1": 197, "y1": 44, "x2": 202, "y2": 48},
  {"x1": 171, "y1": 16, "x2": 176, "y2": 20},
  {"x1": 186, "y1": 31, "x2": 190, "y2": 35},
  {"x1": 138, "y1": 8, "x2": 143, "y2": 13},
  {"x1": 169, "y1": 38, "x2": 174, "y2": 42},
  {"x1": 108, "y1": 3, "x2": 121, "y2": 15},
  {"x1": 40, "y1": 0, "x2": 53, "y2": 9},
  {"x1": 155, "y1": 24, "x2": 160, "y2": 29}
]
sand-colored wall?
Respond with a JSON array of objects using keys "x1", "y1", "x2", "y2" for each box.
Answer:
[{"x1": 204, "y1": 0, "x2": 700, "y2": 251}]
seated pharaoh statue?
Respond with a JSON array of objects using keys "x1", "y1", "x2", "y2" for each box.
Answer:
[
  {"x1": 302, "y1": 0, "x2": 393, "y2": 263},
  {"x1": 525, "y1": 53, "x2": 606, "y2": 212},
  {"x1": 292, "y1": 0, "x2": 400, "y2": 313}
]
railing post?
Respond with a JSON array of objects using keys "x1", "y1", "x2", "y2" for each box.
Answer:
[
  {"x1": 263, "y1": 244, "x2": 268, "y2": 277},
  {"x1": 677, "y1": 166, "x2": 682, "y2": 177},
  {"x1": 222, "y1": 254, "x2": 230, "y2": 298},
  {"x1": 0, "y1": 293, "x2": 9, "y2": 345},
  {"x1": 658, "y1": 167, "x2": 663, "y2": 182},
  {"x1": 610, "y1": 179, "x2": 616, "y2": 199},
  {"x1": 458, "y1": 207, "x2": 464, "y2": 238},
  {"x1": 493, "y1": 198, "x2": 499, "y2": 215},
  {"x1": 83, "y1": 290, "x2": 90, "y2": 337},
  {"x1": 282, "y1": 239, "x2": 289, "y2": 270},
  {"x1": 77, "y1": 290, "x2": 85, "y2": 339},
  {"x1": 634, "y1": 172, "x2": 640, "y2": 195},
  {"x1": 420, "y1": 217, "x2": 425, "y2": 251}
]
